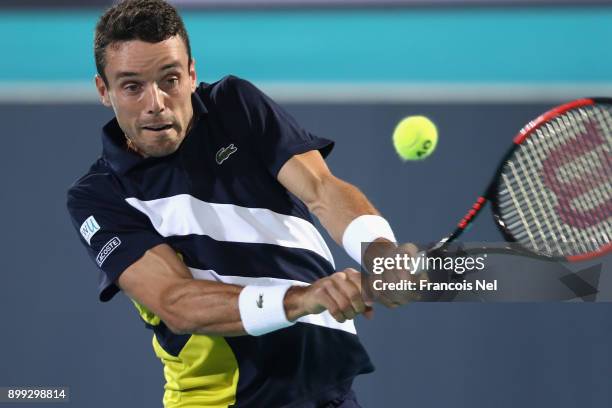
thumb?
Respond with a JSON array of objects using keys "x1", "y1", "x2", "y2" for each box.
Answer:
[{"x1": 398, "y1": 242, "x2": 419, "y2": 256}]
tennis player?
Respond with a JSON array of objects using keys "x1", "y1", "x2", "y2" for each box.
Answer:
[{"x1": 67, "y1": 1, "x2": 417, "y2": 406}]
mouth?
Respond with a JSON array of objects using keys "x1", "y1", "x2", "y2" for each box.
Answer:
[{"x1": 142, "y1": 123, "x2": 173, "y2": 132}]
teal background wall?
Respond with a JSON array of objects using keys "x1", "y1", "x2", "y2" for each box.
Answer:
[{"x1": 1, "y1": 7, "x2": 611, "y2": 84}]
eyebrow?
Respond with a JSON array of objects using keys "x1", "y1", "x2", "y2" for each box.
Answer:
[
  {"x1": 114, "y1": 63, "x2": 182, "y2": 81},
  {"x1": 115, "y1": 71, "x2": 140, "y2": 80},
  {"x1": 160, "y1": 63, "x2": 181, "y2": 71}
]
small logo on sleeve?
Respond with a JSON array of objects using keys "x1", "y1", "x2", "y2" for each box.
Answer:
[
  {"x1": 80, "y1": 215, "x2": 100, "y2": 245},
  {"x1": 215, "y1": 143, "x2": 238, "y2": 164},
  {"x1": 96, "y1": 237, "x2": 121, "y2": 267},
  {"x1": 256, "y1": 294, "x2": 264, "y2": 308}
]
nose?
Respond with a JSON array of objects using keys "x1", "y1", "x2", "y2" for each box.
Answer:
[{"x1": 145, "y1": 83, "x2": 165, "y2": 115}]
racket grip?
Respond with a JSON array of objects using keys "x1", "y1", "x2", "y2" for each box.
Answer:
[{"x1": 413, "y1": 250, "x2": 428, "y2": 275}]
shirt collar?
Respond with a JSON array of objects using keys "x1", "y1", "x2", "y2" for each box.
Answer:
[{"x1": 102, "y1": 89, "x2": 208, "y2": 175}]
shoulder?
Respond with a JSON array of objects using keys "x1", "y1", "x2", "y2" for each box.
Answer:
[
  {"x1": 196, "y1": 75, "x2": 266, "y2": 110},
  {"x1": 66, "y1": 158, "x2": 121, "y2": 210},
  {"x1": 199, "y1": 74, "x2": 258, "y2": 96}
]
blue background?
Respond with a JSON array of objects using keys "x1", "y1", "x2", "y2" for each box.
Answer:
[{"x1": 0, "y1": 4, "x2": 611, "y2": 408}]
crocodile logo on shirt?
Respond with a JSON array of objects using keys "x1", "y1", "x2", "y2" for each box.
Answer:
[
  {"x1": 256, "y1": 294, "x2": 264, "y2": 309},
  {"x1": 215, "y1": 143, "x2": 238, "y2": 165}
]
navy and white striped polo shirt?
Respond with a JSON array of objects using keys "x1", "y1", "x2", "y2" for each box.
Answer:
[{"x1": 67, "y1": 75, "x2": 373, "y2": 407}]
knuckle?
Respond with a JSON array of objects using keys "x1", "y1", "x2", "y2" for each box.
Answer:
[
  {"x1": 400, "y1": 243, "x2": 419, "y2": 256},
  {"x1": 328, "y1": 305, "x2": 339, "y2": 315},
  {"x1": 348, "y1": 296, "x2": 362, "y2": 310},
  {"x1": 333, "y1": 271, "x2": 348, "y2": 281},
  {"x1": 350, "y1": 290, "x2": 363, "y2": 302},
  {"x1": 346, "y1": 271, "x2": 362, "y2": 285},
  {"x1": 312, "y1": 286, "x2": 326, "y2": 298},
  {"x1": 319, "y1": 280, "x2": 333, "y2": 291}
]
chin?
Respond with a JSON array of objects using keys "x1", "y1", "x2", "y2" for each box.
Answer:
[
  {"x1": 137, "y1": 129, "x2": 184, "y2": 156},
  {"x1": 147, "y1": 144, "x2": 179, "y2": 158},
  {"x1": 147, "y1": 137, "x2": 183, "y2": 157}
]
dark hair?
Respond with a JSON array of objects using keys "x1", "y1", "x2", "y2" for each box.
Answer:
[{"x1": 94, "y1": 0, "x2": 192, "y2": 84}]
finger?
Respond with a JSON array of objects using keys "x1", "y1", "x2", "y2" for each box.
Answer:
[
  {"x1": 337, "y1": 270, "x2": 368, "y2": 314},
  {"x1": 316, "y1": 280, "x2": 351, "y2": 322},
  {"x1": 398, "y1": 242, "x2": 419, "y2": 257},
  {"x1": 377, "y1": 294, "x2": 400, "y2": 309},
  {"x1": 318, "y1": 289, "x2": 347, "y2": 323},
  {"x1": 324, "y1": 282, "x2": 357, "y2": 321}
]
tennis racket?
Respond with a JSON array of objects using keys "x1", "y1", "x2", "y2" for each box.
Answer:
[{"x1": 427, "y1": 97, "x2": 611, "y2": 263}]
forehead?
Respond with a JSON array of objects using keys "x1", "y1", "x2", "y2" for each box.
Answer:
[{"x1": 104, "y1": 36, "x2": 189, "y2": 79}]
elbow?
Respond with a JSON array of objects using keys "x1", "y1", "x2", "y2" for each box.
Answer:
[
  {"x1": 159, "y1": 282, "x2": 197, "y2": 335},
  {"x1": 162, "y1": 310, "x2": 197, "y2": 335},
  {"x1": 161, "y1": 309, "x2": 195, "y2": 335},
  {"x1": 304, "y1": 173, "x2": 335, "y2": 217}
]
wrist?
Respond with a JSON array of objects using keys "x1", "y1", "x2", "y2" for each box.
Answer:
[
  {"x1": 238, "y1": 284, "x2": 295, "y2": 336},
  {"x1": 283, "y1": 285, "x2": 308, "y2": 322},
  {"x1": 342, "y1": 214, "x2": 397, "y2": 265}
]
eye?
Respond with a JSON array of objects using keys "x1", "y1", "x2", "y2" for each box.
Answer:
[
  {"x1": 123, "y1": 83, "x2": 141, "y2": 93},
  {"x1": 166, "y1": 76, "x2": 179, "y2": 87}
]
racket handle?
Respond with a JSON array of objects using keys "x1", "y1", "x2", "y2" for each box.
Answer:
[
  {"x1": 413, "y1": 250, "x2": 428, "y2": 276},
  {"x1": 413, "y1": 239, "x2": 453, "y2": 275}
]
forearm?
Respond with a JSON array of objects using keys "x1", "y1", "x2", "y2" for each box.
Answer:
[
  {"x1": 120, "y1": 245, "x2": 313, "y2": 337},
  {"x1": 161, "y1": 279, "x2": 245, "y2": 336},
  {"x1": 309, "y1": 174, "x2": 379, "y2": 244},
  {"x1": 277, "y1": 150, "x2": 384, "y2": 245},
  {"x1": 162, "y1": 280, "x2": 310, "y2": 336}
]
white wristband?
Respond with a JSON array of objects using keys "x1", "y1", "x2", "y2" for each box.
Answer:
[
  {"x1": 238, "y1": 284, "x2": 295, "y2": 336},
  {"x1": 342, "y1": 214, "x2": 397, "y2": 265}
]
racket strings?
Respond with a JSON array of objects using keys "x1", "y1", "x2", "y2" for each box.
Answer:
[
  {"x1": 505, "y1": 160, "x2": 556, "y2": 254},
  {"x1": 502, "y1": 133, "x2": 572, "y2": 251},
  {"x1": 498, "y1": 104, "x2": 612, "y2": 258},
  {"x1": 557, "y1": 108, "x2": 612, "y2": 236},
  {"x1": 541, "y1": 113, "x2": 610, "y2": 254},
  {"x1": 585, "y1": 109, "x2": 612, "y2": 212},
  {"x1": 538, "y1": 108, "x2": 611, "y2": 254},
  {"x1": 550, "y1": 108, "x2": 609, "y2": 250},
  {"x1": 541, "y1": 114, "x2": 604, "y2": 253},
  {"x1": 503, "y1": 157, "x2": 571, "y2": 255},
  {"x1": 561, "y1": 109, "x2": 612, "y2": 212}
]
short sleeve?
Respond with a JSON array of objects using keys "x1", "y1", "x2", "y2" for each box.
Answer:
[
  {"x1": 223, "y1": 76, "x2": 335, "y2": 176},
  {"x1": 66, "y1": 175, "x2": 165, "y2": 302}
]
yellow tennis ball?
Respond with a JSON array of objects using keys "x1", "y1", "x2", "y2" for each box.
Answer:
[{"x1": 392, "y1": 115, "x2": 438, "y2": 160}]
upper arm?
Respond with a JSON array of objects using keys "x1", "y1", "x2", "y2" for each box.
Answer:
[
  {"x1": 117, "y1": 243, "x2": 193, "y2": 328},
  {"x1": 66, "y1": 176, "x2": 165, "y2": 301}
]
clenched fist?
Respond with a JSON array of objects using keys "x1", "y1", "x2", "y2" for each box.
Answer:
[{"x1": 284, "y1": 269, "x2": 373, "y2": 323}]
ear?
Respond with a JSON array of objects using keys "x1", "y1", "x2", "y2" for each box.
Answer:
[
  {"x1": 95, "y1": 74, "x2": 112, "y2": 107},
  {"x1": 188, "y1": 59, "x2": 197, "y2": 92}
]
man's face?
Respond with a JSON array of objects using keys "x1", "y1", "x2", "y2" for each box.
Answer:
[{"x1": 95, "y1": 36, "x2": 197, "y2": 158}]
